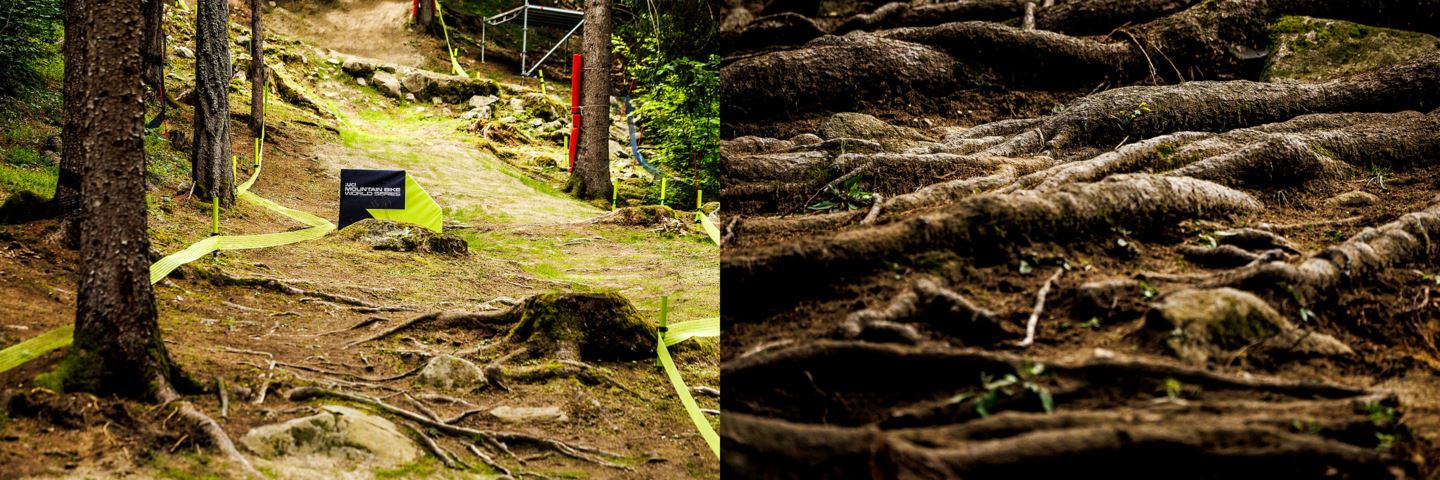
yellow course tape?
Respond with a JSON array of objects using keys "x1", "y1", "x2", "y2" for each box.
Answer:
[
  {"x1": 655, "y1": 298, "x2": 721, "y2": 459},
  {"x1": 0, "y1": 325, "x2": 73, "y2": 373},
  {"x1": 433, "y1": 0, "x2": 468, "y2": 78},
  {"x1": 697, "y1": 212, "x2": 720, "y2": 246}
]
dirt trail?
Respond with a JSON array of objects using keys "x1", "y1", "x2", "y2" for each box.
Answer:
[{"x1": 270, "y1": 0, "x2": 433, "y2": 68}]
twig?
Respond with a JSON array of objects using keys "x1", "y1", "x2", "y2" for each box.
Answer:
[
  {"x1": 218, "y1": 379, "x2": 229, "y2": 419},
  {"x1": 690, "y1": 386, "x2": 720, "y2": 397},
  {"x1": 467, "y1": 443, "x2": 514, "y2": 477},
  {"x1": 445, "y1": 408, "x2": 489, "y2": 425},
  {"x1": 1019, "y1": 268, "x2": 1065, "y2": 347}
]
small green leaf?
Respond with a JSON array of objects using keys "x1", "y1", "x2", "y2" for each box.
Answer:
[
  {"x1": 1038, "y1": 387, "x2": 1054, "y2": 413},
  {"x1": 1116, "y1": 238, "x2": 1129, "y2": 247},
  {"x1": 1018, "y1": 259, "x2": 1033, "y2": 275}
]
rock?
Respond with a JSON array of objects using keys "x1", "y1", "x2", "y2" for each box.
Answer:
[
  {"x1": 236, "y1": 35, "x2": 251, "y2": 47},
  {"x1": 341, "y1": 57, "x2": 377, "y2": 78},
  {"x1": 499, "y1": 115, "x2": 517, "y2": 124},
  {"x1": 519, "y1": 92, "x2": 563, "y2": 121},
  {"x1": 417, "y1": 355, "x2": 485, "y2": 390},
  {"x1": 400, "y1": 69, "x2": 499, "y2": 102},
  {"x1": 790, "y1": 133, "x2": 823, "y2": 146},
  {"x1": 528, "y1": 118, "x2": 544, "y2": 127},
  {"x1": 468, "y1": 95, "x2": 499, "y2": 108},
  {"x1": 1329, "y1": 190, "x2": 1379, "y2": 207},
  {"x1": 338, "y1": 219, "x2": 469, "y2": 255},
  {"x1": 432, "y1": 97, "x2": 443, "y2": 105},
  {"x1": 460, "y1": 105, "x2": 492, "y2": 121},
  {"x1": 701, "y1": 201, "x2": 721, "y2": 215},
  {"x1": 239, "y1": 405, "x2": 420, "y2": 465},
  {"x1": 174, "y1": 45, "x2": 194, "y2": 58},
  {"x1": 818, "y1": 112, "x2": 936, "y2": 152},
  {"x1": 325, "y1": 57, "x2": 342, "y2": 66},
  {"x1": 1073, "y1": 279, "x2": 1149, "y2": 320},
  {"x1": 488, "y1": 405, "x2": 568, "y2": 424},
  {"x1": 509, "y1": 97, "x2": 525, "y2": 114},
  {"x1": 610, "y1": 139, "x2": 628, "y2": 159},
  {"x1": 1144, "y1": 288, "x2": 1352, "y2": 364},
  {"x1": 356, "y1": 77, "x2": 368, "y2": 87},
  {"x1": 405, "y1": 93, "x2": 416, "y2": 102}
]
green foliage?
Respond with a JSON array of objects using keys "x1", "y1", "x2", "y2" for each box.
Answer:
[
  {"x1": 612, "y1": 0, "x2": 719, "y2": 208},
  {"x1": 806, "y1": 175, "x2": 873, "y2": 213},
  {"x1": 976, "y1": 362, "x2": 1054, "y2": 417},
  {"x1": 0, "y1": 0, "x2": 63, "y2": 95}
]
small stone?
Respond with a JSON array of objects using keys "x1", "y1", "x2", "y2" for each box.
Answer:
[
  {"x1": 488, "y1": 406, "x2": 568, "y2": 424},
  {"x1": 239, "y1": 405, "x2": 419, "y2": 465},
  {"x1": 405, "y1": 93, "x2": 416, "y2": 102},
  {"x1": 236, "y1": 35, "x2": 251, "y2": 47},
  {"x1": 1329, "y1": 190, "x2": 1379, "y2": 207},
  {"x1": 371, "y1": 72, "x2": 403, "y2": 98},
  {"x1": 174, "y1": 45, "x2": 194, "y2": 58},
  {"x1": 356, "y1": 77, "x2": 368, "y2": 87},
  {"x1": 432, "y1": 97, "x2": 442, "y2": 105}
]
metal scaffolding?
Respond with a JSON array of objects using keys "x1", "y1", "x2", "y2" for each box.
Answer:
[{"x1": 483, "y1": 1, "x2": 585, "y2": 77}]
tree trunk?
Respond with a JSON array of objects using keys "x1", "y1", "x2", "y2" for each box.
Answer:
[
  {"x1": 417, "y1": 0, "x2": 436, "y2": 34},
  {"x1": 51, "y1": 0, "x2": 179, "y2": 398},
  {"x1": 192, "y1": 0, "x2": 235, "y2": 206},
  {"x1": 54, "y1": 0, "x2": 91, "y2": 215},
  {"x1": 142, "y1": 0, "x2": 164, "y2": 92},
  {"x1": 571, "y1": 0, "x2": 613, "y2": 201},
  {"x1": 250, "y1": 0, "x2": 264, "y2": 135}
]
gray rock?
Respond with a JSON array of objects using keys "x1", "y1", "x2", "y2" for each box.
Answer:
[
  {"x1": 818, "y1": 112, "x2": 936, "y2": 152},
  {"x1": 405, "y1": 93, "x2": 416, "y2": 102},
  {"x1": 325, "y1": 57, "x2": 342, "y2": 66},
  {"x1": 240, "y1": 405, "x2": 419, "y2": 465},
  {"x1": 236, "y1": 35, "x2": 251, "y2": 47},
  {"x1": 499, "y1": 115, "x2": 517, "y2": 124},
  {"x1": 400, "y1": 69, "x2": 499, "y2": 102},
  {"x1": 460, "y1": 105, "x2": 492, "y2": 121},
  {"x1": 356, "y1": 77, "x2": 368, "y2": 87},
  {"x1": 790, "y1": 133, "x2": 823, "y2": 146},
  {"x1": 371, "y1": 71, "x2": 403, "y2": 98},
  {"x1": 174, "y1": 45, "x2": 194, "y2": 59},
  {"x1": 489, "y1": 406, "x2": 568, "y2": 424},
  {"x1": 528, "y1": 118, "x2": 544, "y2": 127},
  {"x1": 1145, "y1": 288, "x2": 1352, "y2": 364},
  {"x1": 509, "y1": 97, "x2": 525, "y2": 114},
  {"x1": 417, "y1": 355, "x2": 485, "y2": 390},
  {"x1": 469, "y1": 95, "x2": 499, "y2": 108},
  {"x1": 341, "y1": 57, "x2": 376, "y2": 78},
  {"x1": 1329, "y1": 190, "x2": 1379, "y2": 207}
]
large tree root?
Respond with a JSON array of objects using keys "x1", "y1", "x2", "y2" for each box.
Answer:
[
  {"x1": 724, "y1": 0, "x2": 1440, "y2": 119},
  {"x1": 725, "y1": 175, "x2": 1260, "y2": 307},
  {"x1": 723, "y1": 340, "x2": 1367, "y2": 427},
  {"x1": 154, "y1": 377, "x2": 260, "y2": 477}
]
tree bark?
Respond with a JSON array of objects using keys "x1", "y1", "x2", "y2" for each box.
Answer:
[
  {"x1": 571, "y1": 0, "x2": 613, "y2": 201},
  {"x1": 54, "y1": 0, "x2": 179, "y2": 398},
  {"x1": 192, "y1": 0, "x2": 235, "y2": 206},
  {"x1": 54, "y1": 0, "x2": 92, "y2": 215},
  {"x1": 249, "y1": 0, "x2": 264, "y2": 135},
  {"x1": 417, "y1": 0, "x2": 436, "y2": 35},
  {"x1": 142, "y1": 0, "x2": 164, "y2": 92}
]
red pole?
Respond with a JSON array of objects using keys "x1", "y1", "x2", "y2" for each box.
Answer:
[{"x1": 568, "y1": 53, "x2": 582, "y2": 173}]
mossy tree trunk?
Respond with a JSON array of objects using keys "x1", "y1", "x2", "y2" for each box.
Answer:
[
  {"x1": 142, "y1": 0, "x2": 164, "y2": 93},
  {"x1": 250, "y1": 0, "x2": 264, "y2": 135},
  {"x1": 54, "y1": 0, "x2": 92, "y2": 216},
  {"x1": 571, "y1": 0, "x2": 614, "y2": 201},
  {"x1": 51, "y1": 0, "x2": 180, "y2": 399},
  {"x1": 191, "y1": 0, "x2": 235, "y2": 206}
]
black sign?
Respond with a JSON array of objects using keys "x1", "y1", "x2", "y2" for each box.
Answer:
[{"x1": 340, "y1": 169, "x2": 406, "y2": 230}]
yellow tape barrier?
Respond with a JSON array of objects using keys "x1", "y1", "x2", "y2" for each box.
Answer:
[
  {"x1": 656, "y1": 306, "x2": 721, "y2": 459},
  {"x1": 697, "y1": 212, "x2": 720, "y2": 246},
  {"x1": 433, "y1": 0, "x2": 468, "y2": 77}
]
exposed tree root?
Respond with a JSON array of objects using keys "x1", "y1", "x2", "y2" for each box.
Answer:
[
  {"x1": 287, "y1": 387, "x2": 629, "y2": 470},
  {"x1": 841, "y1": 278, "x2": 1001, "y2": 343},
  {"x1": 346, "y1": 310, "x2": 513, "y2": 347},
  {"x1": 726, "y1": 175, "x2": 1260, "y2": 307},
  {"x1": 154, "y1": 378, "x2": 259, "y2": 477},
  {"x1": 197, "y1": 267, "x2": 378, "y2": 308},
  {"x1": 1018, "y1": 267, "x2": 1064, "y2": 347}
]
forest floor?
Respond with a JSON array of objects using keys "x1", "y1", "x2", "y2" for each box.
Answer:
[
  {"x1": 0, "y1": 0, "x2": 718, "y2": 478},
  {"x1": 722, "y1": 1, "x2": 1440, "y2": 478}
]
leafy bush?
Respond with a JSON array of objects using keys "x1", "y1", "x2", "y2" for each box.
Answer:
[
  {"x1": 613, "y1": 0, "x2": 719, "y2": 208},
  {"x1": 0, "y1": 0, "x2": 63, "y2": 95}
]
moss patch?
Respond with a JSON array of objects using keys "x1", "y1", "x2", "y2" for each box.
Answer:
[
  {"x1": 504, "y1": 292, "x2": 658, "y2": 361},
  {"x1": 1265, "y1": 16, "x2": 1440, "y2": 82}
]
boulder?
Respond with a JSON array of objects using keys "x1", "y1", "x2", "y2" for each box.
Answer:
[
  {"x1": 401, "y1": 69, "x2": 499, "y2": 103},
  {"x1": 174, "y1": 45, "x2": 194, "y2": 59},
  {"x1": 371, "y1": 72, "x2": 403, "y2": 99},
  {"x1": 338, "y1": 219, "x2": 468, "y2": 255},
  {"x1": 341, "y1": 57, "x2": 377, "y2": 78},
  {"x1": 417, "y1": 355, "x2": 486, "y2": 390},
  {"x1": 240, "y1": 405, "x2": 419, "y2": 465},
  {"x1": 1144, "y1": 288, "x2": 1352, "y2": 364},
  {"x1": 519, "y1": 92, "x2": 564, "y2": 121}
]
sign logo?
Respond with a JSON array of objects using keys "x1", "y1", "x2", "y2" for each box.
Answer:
[{"x1": 340, "y1": 169, "x2": 407, "y2": 229}]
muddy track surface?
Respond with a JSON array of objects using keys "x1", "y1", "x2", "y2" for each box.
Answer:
[{"x1": 720, "y1": 0, "x2": 1440, "y2": 477}]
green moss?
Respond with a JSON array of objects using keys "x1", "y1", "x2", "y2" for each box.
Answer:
[
  {"x1": 33, "y1": 349, "x2": 102, "y2": 393},
  {"x1": 1313, "y1": 145, "x2": 1337, "y2": 159},
  {"x1": 505, "y1": 292, "x2": 657, "y2": 360},
  {"x1": 1264, "y1": 16, "x2": 1440, "y2": 82},
  {"x1": 1208, "y1": 308, "x2": 1280, "y2": 349},
  {"x1": 373, "y1": 457, "x2": 441, "y2": 479}
]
